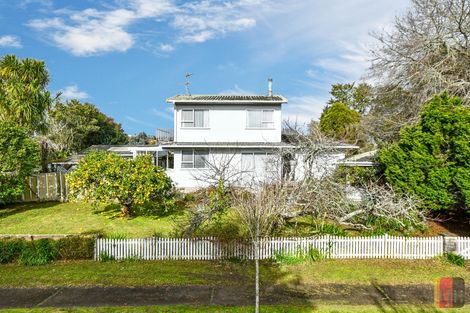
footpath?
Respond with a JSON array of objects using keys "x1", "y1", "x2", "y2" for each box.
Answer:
[{"x1": 1, "y1": 283, "x2": 466, "y2": 308}]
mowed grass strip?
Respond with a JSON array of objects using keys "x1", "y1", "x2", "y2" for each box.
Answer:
[
  {"x1": 0, "y1": 259, "x2": 468, "y2": 288},
  {"x1": 0, "y1": 202, "x2": 176, "y2": 237},
  {"x1": 0, "y1": 304, "x2": 468, "y2": 313}
]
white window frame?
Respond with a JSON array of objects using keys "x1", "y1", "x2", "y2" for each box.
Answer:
[
  {"x1": 181, "y1": 109, "x2": 209, "y2": 128},
  {"x1": 181, "y1": 149, "x2": 209, "y2": 169},
  {"x1": 241, "y1": 152, "x2": 275, "y2": 172},
  {"x1": 246, "y1": 109, "x2": 275, "y2": 129}
]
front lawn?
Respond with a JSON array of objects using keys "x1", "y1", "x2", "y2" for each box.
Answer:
[
  {"x1": 0, "y1": 202, "x2": 178, "y2": 237},
  {"x1": 0, "y1": 259, "x2": 468, "y2": 288}
]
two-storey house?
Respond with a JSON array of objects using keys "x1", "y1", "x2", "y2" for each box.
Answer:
[{"x1": 161, "y1": 80, "x2": 291, "y2": 189}]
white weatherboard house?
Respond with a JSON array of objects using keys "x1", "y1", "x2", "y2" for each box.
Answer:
[{"x1": 160, "y1": 80, "x2": 357, "y2": 189}]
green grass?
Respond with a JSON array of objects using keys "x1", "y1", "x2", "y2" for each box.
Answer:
[
  {"x1": 277, "y1": 259, "x2": 470, "y2": 285},
  {"x1": 0, "y1": 305, "x2": 468, "y2": 313},
  {"x1": 0, "y1": 202, "x2": 177, "y2": 237},
  {"x1": 0, "y1": 259, "x2": 468, "y2": 288}
]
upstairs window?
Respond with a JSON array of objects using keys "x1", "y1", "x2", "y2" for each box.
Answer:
[
  {"x1": 181, "y1": 149, "x2": 209, "y2": 168},
  {"x1": 247, "y1": 109, "x2": 274, "y2": 128},
  {"x1": 181, "y1": 109, "x2": 209, "y2": 128}
]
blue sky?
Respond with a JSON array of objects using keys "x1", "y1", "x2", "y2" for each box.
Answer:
[{"x1": 0, "y1": 0, "x2": 410, "y2": 135}]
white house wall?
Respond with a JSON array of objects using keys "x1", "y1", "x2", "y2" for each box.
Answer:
[
  {"x1": 293, "y1": 152, "x2": 346, "y2": 181},
  {"x1": 166, "y1": 148, "x2": 282, "y2": 189},
  {"x1": 174, "y1": 104, "x2": 282, "y2": 143}
]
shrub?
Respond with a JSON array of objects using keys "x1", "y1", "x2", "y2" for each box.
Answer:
[
  {"x1": 0, "y1": 239, "x2": 24, "y2": 263},
  {"x1": 0, "y1": 237, "x2": 95, "y2": 265},
  {"x1": 99, "y1": 251, "x2": 115, "y2": 262},
  {"x1": 56, "y1": 236, "x2": 95, "y2": 260},
  {"x1": 443, "y1": 252, "x2": 466, "y2": 267},
  {"x1": 0, "y1": 122, "x2": 40, "y2": 204},
  {"x1": 19, "y1": 239, "x2": 59, "y2": 266},
  {"x1": 379, "y1": 93, "x2": 470, "y2": 213},
  {"x1": 307, "y1": 247, "x2": 328, "y2": 261},
  {"x1": 273, "y1": 251, "x2": 305, "y2": 265},
  {"x1": 68, "y1": 151, "x2": 175, "y2": 217}
]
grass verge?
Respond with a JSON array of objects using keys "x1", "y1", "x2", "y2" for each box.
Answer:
[{"x1": 0, "y1": 259, "x2": 468, "y2": 288}]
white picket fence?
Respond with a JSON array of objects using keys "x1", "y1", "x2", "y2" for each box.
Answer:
[
  {"x1": 456, "y1": 237, "x2": 470, "y2": 259},
  {"x1": 94, "y1": 235, "x2": 470, "y2": 261}
]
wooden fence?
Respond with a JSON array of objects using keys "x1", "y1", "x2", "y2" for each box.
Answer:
[
  {"x1": 94, "y1": 235, "x2": 463, "y2": 261},
  {"x1": 21, "y1": 173, "x2": 69, "y2": 202}
]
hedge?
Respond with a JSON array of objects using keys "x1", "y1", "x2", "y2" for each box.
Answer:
[{"x1": 0, "y1": 236, "x2": 95, "y2": 265}]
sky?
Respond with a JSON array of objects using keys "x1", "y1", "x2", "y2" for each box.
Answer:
[{"x1": 0, "y1": 0, "x2": 410, "y2": 135}]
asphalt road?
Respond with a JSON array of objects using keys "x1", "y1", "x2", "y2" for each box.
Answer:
[{"x1": 2, "y1": 284, "x2": 466, "y2": 308}]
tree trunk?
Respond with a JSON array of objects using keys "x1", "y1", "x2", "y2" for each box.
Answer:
[
  {"x1": 254, "y1": 239, "x2": 259, "y2": 313},
  {"x1": 40, "y1": 140, "x2": 49, "y2": 173},
  {"x1": 120, "y1": 206, "x2": 130, "y2": 217}
]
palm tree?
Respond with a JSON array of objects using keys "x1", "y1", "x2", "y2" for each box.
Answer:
[{"x1": 0, "y1": 54, "x2": 52, "y2": 134}]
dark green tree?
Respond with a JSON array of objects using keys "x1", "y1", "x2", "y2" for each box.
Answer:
[
  {"x1": 379, "y1": 93, "x2": 470, "y2": 213},
  {"x1": 319, "y1": 102, "x2": 361, "y2": 143},
  {"x1": 48, "y1": 100, "x2": 128, "y2": 154},
  {"x1": 328, "y1": 82, "x2": 372, "y2": 114},
  {"x1": 0, "y1": 122, "x2": 40, "y2": 203}
]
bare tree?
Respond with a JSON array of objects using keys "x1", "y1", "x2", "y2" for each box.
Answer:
[
  {"x1": 230, "y1": 183, "x2": 294, "y2": 313},
  {"x1": 371, "y1": 0, "x2": 470, "y2": 103},
  {"x1": 367, "y1": 0, "x2": 470, "y2": 142}
]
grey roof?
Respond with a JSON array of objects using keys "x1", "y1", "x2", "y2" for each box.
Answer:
[
  {"x1": 161, "y1": 142, "x2": 290, "y2": 148},
  {"x1": 167, "y1": 94, "x2": 287, "y2": 104},
  {"x1": 161, "y1": 142, "x2": 358, "y2": 149}
]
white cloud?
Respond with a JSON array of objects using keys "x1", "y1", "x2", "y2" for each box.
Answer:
[
  {"x1": 29, "y1": 9, "x2": 136, "y2": 56},
  {"x1": 129, "y1": 0, "x2": 177, "y2": 18},
  {"x1": 159, "y1": 43, "x2": 175, "y2": 52},
  {"x1": 60, "y1": 84, "x2": 89, "y2": 100},
  {"x1": 125, "y1": 115, "x2": 156, "y2": 128},
  {"x1": 219, "y1": 84, "x2": 255, "y2": 95},
  {"x1": 283, "y1": 95, "x2": 327, "y2": 125},
  {"x1": 173, "y1": 1, "x2": 258, "y2": 43},
  {"x1": 0, "y1": 35, "x2": 22, "y2": 48},
  {"x1": 27, "y1": 0, "x2": 263, "y2": 55},
  {"x1": 151, "y1": 108, "x2": 173, "y2": 121}
]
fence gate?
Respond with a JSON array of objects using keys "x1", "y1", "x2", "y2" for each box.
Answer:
[{"x1": 21, "y1": 173, "x2": 68, "y2": 202}]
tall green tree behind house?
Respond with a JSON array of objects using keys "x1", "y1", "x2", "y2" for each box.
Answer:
[
  {"x1": 0, "y1": 55, "x2": 51, "y2": 133},
  {"x1": 48, "y1": 100, "x2": 128, "y2": 154},
  {"x1": 379, "y1": 93, "x2": 470, "y2": 214},
  {"x1": 0, "y1": 122, "x2": 40, "y2": 203},
  {"x1": 328, "y1": 82, "x2": 372, "y2": 114}
]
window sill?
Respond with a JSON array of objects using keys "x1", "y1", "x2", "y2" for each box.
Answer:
[{"x1": 180, "y1": 127, "x2": 211, "y2": 130}]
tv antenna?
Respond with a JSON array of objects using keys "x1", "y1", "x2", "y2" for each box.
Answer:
[{"x1": 184, "y1": 73, "x2": 193, "y2": 95}]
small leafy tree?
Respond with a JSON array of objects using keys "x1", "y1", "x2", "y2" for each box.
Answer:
[
  {"x1": 0, "y1": 122, "x2": 40, "y2": 203},
  {"x1": 67, "y1": 151, "x2": 174, "y2": 216},
  {"x1": 379, "y1": 93, "x2": 470, "y2": 213}
]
